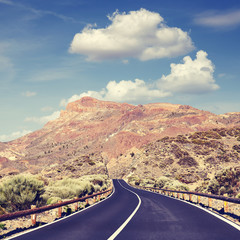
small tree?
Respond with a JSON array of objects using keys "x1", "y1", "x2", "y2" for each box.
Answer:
[{"x1": 0, "y1": 174, "x2": 45, "y2": 212}]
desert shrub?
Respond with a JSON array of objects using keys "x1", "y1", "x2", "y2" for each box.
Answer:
[
  {"x1": 204, "y1": 131, "x2": 222, "y2": 139},
  {"x1": 204, "y1": 157, "x2": 216, "y2": 164},
  {"x1": 0, "y1": 174, "x2": 45, "y2": 212},
  {"x1": 233, "y1": 145, "x2": 240, "y2": 153},
  {"x1": 140, "y1": 178, "x2": 155, "y2": 187},
  {"x1": 43, "y1": 175, "x2": 109, "y2": 201},
  {"x1": 177, "y1": 157, "x2": 198, "y2": 167},
  {"x1": 167, "y1": 180, "x2": 189, "y2": 191},
  {"x1": 207, "y1": 168, "x2": 240, "y2": 196},
  {"x1": 171, "y1": 144, "x2": 189, "y2": 159},
  {"x1": 157, "y1": 177, "x2": 189, "y2": 191},
  {"x1": 46, "y1": 196, "x2": 61, "y2": 205},
  {"x1": 176, "y1": 173, "x2": 199, "y2": 184},
  {"x1": 149, "y1": 176, "x2": 189, "y2": 191},
  {"x1": 155, "y1": 176, "x2": 169, "y2": 188}
]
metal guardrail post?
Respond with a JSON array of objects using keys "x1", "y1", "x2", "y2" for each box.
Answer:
[
  {"x1": 31, "y1": 205, "x2": 37, "y2": 226},
  {"x1": 189, "y1": 194, "x2": 192, "y2": 202},
  {"x1": 197, "y1": 196, "x2": 201, "y2": 204},
  {"x1": 58, "y1": 200, "x2": 62, "y2": 218},
  {"x1": 183, "y1": 193, "x2": 185, "y2": 201},
  {"x1": 224, "y1": 201, "x2": 229, "y2": 213},
  {"x1": 208, "y1": 197, "x2": 212, "y2": 208},
  {"x1": 74, "y1": 197, "x2": 78, "y2": 211}
]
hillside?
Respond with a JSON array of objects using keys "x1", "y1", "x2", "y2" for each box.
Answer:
[
  {"x1": 121, "y1": 127, "x2": 240, "y2": 195},
  {"x1": 0, "y1": 97, "x2": 240, "y2": 182}
]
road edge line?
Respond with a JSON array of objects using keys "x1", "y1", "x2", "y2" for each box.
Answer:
[{"x1": 107, "y1": 180, "x2": 141, "y2": 240}]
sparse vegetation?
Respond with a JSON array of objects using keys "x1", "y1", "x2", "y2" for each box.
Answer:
[
  {"x1": 0, "y1": 174, "x2": 45, "y2": 212},
  {"x1": 43, "y1": 175, "x2": 109, "y2": 201},
  {"x1": 128, "y1": 175, "x2": 189, "y2": 191},
  {"x1": 0, "y1": 174, "x2": 110, "y2": 213},
  {"x1": 207, "y1": 168, "x2": 240, "y2": 197}
]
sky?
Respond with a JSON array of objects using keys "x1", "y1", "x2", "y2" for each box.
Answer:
[{"x1": 0, "y1": 0, "x2": 240, "y2": 142}]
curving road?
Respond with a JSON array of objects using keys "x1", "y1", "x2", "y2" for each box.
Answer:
[{"x1": 10, "y1": 179, "x2": 240, "y2": 240}]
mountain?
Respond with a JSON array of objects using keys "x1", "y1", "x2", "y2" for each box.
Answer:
[{"x1": 0, "y1": 97, "x2": 240, "y2": 181}]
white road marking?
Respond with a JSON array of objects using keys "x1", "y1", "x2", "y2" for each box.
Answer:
[{"x1": 107, "y1": 180, "x2": 142, "y2": 240}]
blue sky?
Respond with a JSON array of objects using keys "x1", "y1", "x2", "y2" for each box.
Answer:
[{"x1": 1, "y1": 0, "x2": 240, "y2": 141}]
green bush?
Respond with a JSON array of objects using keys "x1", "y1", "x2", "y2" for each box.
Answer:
[
  {"x1": 46, "y1": 196, "x2": 61, "y2": 205},
  {"x1": 0, "y1": 223, "x2": 6, "y2": 230},
  {"x1": 43, "y1": 175, "x2": 109, "y2": 201},
  {"x1": 0, "y1": 174, "x2": 45, "y2": 212}
]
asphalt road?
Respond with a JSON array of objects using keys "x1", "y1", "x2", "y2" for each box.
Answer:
[
  {"x1": 12, "y1": 179, "x2": 139, "y2": 240},
  {"x1": 11, "y1": 179, "x2": 240, "y2": 240},
  {"x1": 117, "y1": 181, "x2": 240, "y2": 240}
]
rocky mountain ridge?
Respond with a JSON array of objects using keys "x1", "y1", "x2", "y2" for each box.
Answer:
[{"x1": 0, "y1": 97, "x2": 240, "y2": 181}]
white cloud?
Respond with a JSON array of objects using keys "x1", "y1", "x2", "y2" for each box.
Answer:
[
  {"x1": 69, "y1": 8, "x2": 194, "y2": 61},
  {"x1": 21, "y1": 91, "x2": 37, "y2": 97},
  {"x1": 194, "y1": 10, "x2": 240, "y2": 28},
  {"x1": 0, "y1": 129, "x2": 32, "y2": 142},
  {"x1": 60, "y1": 50, "x2": 219, "y2": 106},
  {"x1": 60, "y1": 79, "x2": 170, "y2": 106},
  {"x1": 158, "y1": 50, "x2": 219, "y2": 94},
  {"x1": 25, "y1": 111, "x2": 60, "y2": 124}
]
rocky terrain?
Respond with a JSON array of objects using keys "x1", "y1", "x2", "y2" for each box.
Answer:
[
  {"x1": 123, "y1": 127, "x2": 240, "y2": 195},
  {"x1": 0, "y1": 97, "x2": 240, "y2": 185}
]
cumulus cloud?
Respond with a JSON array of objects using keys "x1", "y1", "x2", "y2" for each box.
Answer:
[
  {"x1": 69, "y1": 8, "x2": 194, "y2": 61},
  {"x1": 25, "y1": 111, "x2": 60, "y2": 124},
  {"x1": 60, "y1": 79, "x2": 170, "y2": 106},
  {"x1": 60, "y1": 50, "x2": 219, "y2": 105},
  {"x1": 21, "y1": 91, "x2": 36, "y2": 97},
  {"x1": 0, "y1": 129, "x2": 32, "y2": 142},
  {"x1": 194, "y1": 10, "x2": 240, "y2": 28},
  {"x1": 158, "y1": 50, "x2": 219, "y2": 94}
]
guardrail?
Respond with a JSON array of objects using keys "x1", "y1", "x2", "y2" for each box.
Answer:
[
  {"x1": 134, "y1": 185, "x2": 240, "y2": 214},
  {"x1": 0, "y1": 185, "x2": 113, "y2": 225}
]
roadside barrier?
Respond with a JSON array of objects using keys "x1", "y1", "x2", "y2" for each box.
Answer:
[
  {"x1": 0, "y1": 185, "x2": 113, "y2": 226},
  {"x1": 134, "y1": 185, "x2": 240, "y2": 216}
]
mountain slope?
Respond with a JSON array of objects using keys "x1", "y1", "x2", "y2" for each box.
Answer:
[{"x1": 0, "y1": 97, "x2": 240, "y2": 179}]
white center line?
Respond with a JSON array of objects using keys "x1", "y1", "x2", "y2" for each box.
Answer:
[{"x1": 108, "y1": 180, "x2": 142, "y2": 240}]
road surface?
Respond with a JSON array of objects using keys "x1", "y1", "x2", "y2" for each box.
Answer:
[{"x1": 11, "y1": 179, "x2": 240, "y2": 240}]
